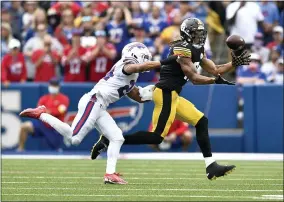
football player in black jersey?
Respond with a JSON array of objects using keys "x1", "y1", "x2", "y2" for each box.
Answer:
[{"x1": 91, "y1": 18, "x2": 250, "y2": 180}]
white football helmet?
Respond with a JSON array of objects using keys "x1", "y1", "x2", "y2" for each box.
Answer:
[{"x1": 122, "y1": 42, "x2": 152, "y2": 64}]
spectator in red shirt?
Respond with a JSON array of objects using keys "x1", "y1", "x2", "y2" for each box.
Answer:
[
  {"x1": 266, "y1": 26, "x2": 283, "y2": 50},
  {"x1": 1, "y1": 39, "x2": 27, "y2": 86},
  {"x1": 54, "y1": 9, "x2": 75, "y2": 47},
  {"x1": 87, "y1": 30, "x2": 117, "y2": 82},
  {"x1": 61, "y1": 29, "x2": 87, "y2": 82},
  {"x1": 31, "y1": 35, "x2": 61, "y2": 82},
  {"x1": 149, "y1": 120, "x2": 193, "y2": 151},
  {"x1": 17, "y1": 78, "x2": 69, "y2": 151}
]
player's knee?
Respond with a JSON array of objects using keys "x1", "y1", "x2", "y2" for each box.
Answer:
[
  {"x1": 21, "y1": 122, "x2": 33, "y2": 132},
  {"x1": 108, "y1": 128, "x2": 125, "y2": 143},
  {"x1": 195, "y1": 116, "x2": 208, "y2": 129}
]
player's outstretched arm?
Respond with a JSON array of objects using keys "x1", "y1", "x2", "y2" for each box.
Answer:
[
  {"x1": 177, "y1": 56, "x2": 215, "y2": 85},
  {"x1": 201, "y1": 51, "x2": 251, "y2": 75},
  {"x1": 123, "y1": 56, "x2": 177, "y2": 74}
]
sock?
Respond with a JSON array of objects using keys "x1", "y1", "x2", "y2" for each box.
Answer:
[
  {"x1": 195, "y1": 116, "x2": 212, "y2": 158},
  {"x1": 123, "y1": 131, "x2": 163, "y2": 145},
  {"x1": 106, "y1": 140, "x2": 123, "y2": 174},
  {"x1": 205, "y1": 157, "x2": 215, "y2": 168},
  {"x1": 39, "y1": 113, "x2": 72, "y2": 138}
]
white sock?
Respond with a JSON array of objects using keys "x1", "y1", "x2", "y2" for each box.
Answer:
[
  {"x1": 39, "y1": 113, "x2": 72, "y2": 139},
  {"x1": 205, "y1": 157, "x2": 215, "y2": 168},
  {"x1": 106, "y1": 140, "x2": 123, "y2": 174}
]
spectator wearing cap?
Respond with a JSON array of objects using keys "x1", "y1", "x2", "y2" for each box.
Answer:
[
  {"x1": 237, "y1": 53, "x2": 267, "y2": 85},
  {"x1": 24, "y1": 23, "x2": 63, "y2": 81},
  {"x1": 262, "y1": 46, "x2": 282, "y2": 82},
  {"x1": 105, "y1": 6, "x2": 132, "y2": 60},
  {"x1": 17, "y1": 78, "x2": 69, "y2": 152},
  {"x1": 266, "y1": 26, "x2": 283, "y2": 50},
  {"x1": 86, "y1": 30, "x2": 117, "y2": 82},
  {"x1": 259, "y1": 1, "x2": 280, "y2": 44},
  {"x1": 1, "y1": 23, "x2": 14, "y2": 59},
  {"x1": 54, "y1": 9, "x2": 75, "y2": 47},
  {"x1": 142, "y1": 5, "x2": 168, "y2": 40},
  {"x1": 270, "y1": 58, "x2": 283, "y2": 84},
  {"x1": 251, "y1": 33, "x2": 270, "y2": 63},
  {"x1": 31, "y1": 35, "x2": 61, "y2": 82},
  {"x1": 1, "y1": 39, "x2": 27, "y2": 86},
  {"x1": 61, "y1": 29, "x2": 88, "y2": 82}
]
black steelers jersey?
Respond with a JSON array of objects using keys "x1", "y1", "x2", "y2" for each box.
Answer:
[{"x1": 156, "y1": 40, "x2": 205, "y2": 93}]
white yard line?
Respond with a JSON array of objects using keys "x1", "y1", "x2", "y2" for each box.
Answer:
[
  {"x1": 2, "y1": 171, "x2": 282, "y2": 177},
  {"x1": 0, "y1": 193, "x2": 264, "y2": 200},
  {"x1": 2, "y1": 187, "x2": 283, "y2": 192},
  {"x1": 2, "y1": 181, "x2": 283, "y2": 186},
  {"x1": 1, "y1": 176, "x2": 283, "y2": 181},
  {"x1": 2, "y1": 153, "x2": 283, "y2": 161}
]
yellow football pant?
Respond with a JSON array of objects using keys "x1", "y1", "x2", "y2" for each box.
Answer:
[{"x1": 151, "y1": 87, "x2": 204, "y2": 137}]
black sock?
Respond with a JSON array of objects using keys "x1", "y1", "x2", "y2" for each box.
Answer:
[
  {"x1": 195, "y1": 116, "x2": 212, "y2": 157},
  {"x1": 123, "y1": 131, "x2": 163, "y2": 145}
]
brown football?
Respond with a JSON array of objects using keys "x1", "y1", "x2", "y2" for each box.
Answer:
[{"x1": 226, "y1": 35, "x2": 246, "y2": 50}]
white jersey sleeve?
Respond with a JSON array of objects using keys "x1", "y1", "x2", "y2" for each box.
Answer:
[{"x1": 88, "y1": 59, "x2": 139, "y2": 107}]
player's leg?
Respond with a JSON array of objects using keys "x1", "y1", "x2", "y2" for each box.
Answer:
[
  {"x1": 95, "y1": 111, "x2": 127, "y2": 184},
  {"x1": 17, "y1": 121, "x2": 34, "y2": 151},
  {"x1": 90, "y1": 87, "x2": 179, "y2": 159},
  {"x1": 176, "y1": 97, "x2": 236, "y2": 179},
  {"x1": 123, "y1": 87, "x2": 178, "y2": 144},
  {"x1": 71, "y1": 94, "x2": 103, "y2": 145},
  {"x1": 20, "y1": 105, "x2": 73, "y2": 142}
]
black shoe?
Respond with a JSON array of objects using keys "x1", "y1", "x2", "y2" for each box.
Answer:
[
  {"x1": 206, "y1": 162, "x2": 236, "y2": 180},
  {"x1": 91, "y1": 135, "x2": 109, "y2": 160}
]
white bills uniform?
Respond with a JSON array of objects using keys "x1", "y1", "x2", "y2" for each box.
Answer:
[{"x1": 70, "y1": 59, "x2": 139, "y2": 145}]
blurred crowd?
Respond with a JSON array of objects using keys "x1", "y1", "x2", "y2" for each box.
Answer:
[{"x1": 1, "y1": 1, "x2": 283, "y2": 86}]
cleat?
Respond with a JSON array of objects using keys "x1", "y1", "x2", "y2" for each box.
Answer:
[
  {"x1": 104, "y1": 173, "x2": 128, "y2": 185},
  {"x1": 206, "y1": 162, "x2": 236, "y2": 180},
  {"x1": 91, "y1": 135, "x2": 109, "y2": 160},
  {"x1": 19, "y1": 105, "x2": 47, "y2": 119}
]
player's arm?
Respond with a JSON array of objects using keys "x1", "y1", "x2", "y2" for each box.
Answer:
[
  {"x1": 201, "y1": 57, "x2": 233, "y2": 76},
  {"x1": 201, "y1": 51, "x2": 251, "y2": 75},
  {"x1": 177, "y1": 56, "x2": 215, "y2": 85},
  {"x1": 123, "y1": 56, "x2": 177, "y2": 74}
]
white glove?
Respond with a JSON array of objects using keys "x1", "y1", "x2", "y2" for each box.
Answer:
[{"x1": 138, "y1": 85, "x2": 155, "y2": 101}]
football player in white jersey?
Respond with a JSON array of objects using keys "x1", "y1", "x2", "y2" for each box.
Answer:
[{"x1": 20, "y1": 42, "x2": 173, "y2": 184}]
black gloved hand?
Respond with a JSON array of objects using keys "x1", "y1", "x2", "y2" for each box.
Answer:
[
  {"x1": 231, "y1": 50, "x2": 251, "y2": 67},
  {"x1": 215, "y1": 75, "x2": 235, "y2": 85}
]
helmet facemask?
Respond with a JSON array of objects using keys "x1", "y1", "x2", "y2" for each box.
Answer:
[{"x1": 192, "y1": 29, "x2": 207, "y2": 49}]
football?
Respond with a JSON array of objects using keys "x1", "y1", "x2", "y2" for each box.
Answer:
[{"x1": 226, "y1": 35, "x2": 246, "y2": 56}]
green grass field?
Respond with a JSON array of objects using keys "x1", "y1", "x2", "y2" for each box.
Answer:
[{"x1": 2, "y1": 159, "x2": 283, "y2": 201}]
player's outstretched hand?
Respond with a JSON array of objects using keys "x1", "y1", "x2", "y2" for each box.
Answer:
[
  {"x1": 215, "y1": 75, "x2": 235, "y2": 85},
  {"x1": 231, "y1": 50, "x2": 251, "y2": 67}
]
